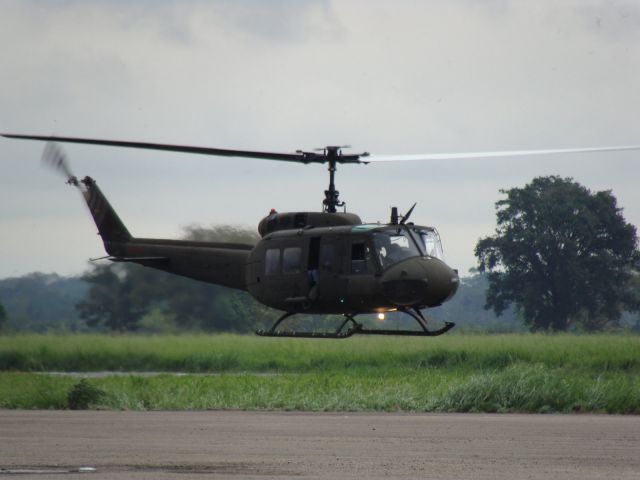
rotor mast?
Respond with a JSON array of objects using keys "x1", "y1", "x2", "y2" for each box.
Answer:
[{"x1": 323, "y1": 146, "x2": 345, "y2": 213}]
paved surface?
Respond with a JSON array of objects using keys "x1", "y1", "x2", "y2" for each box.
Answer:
[{"x1": 1, "y1": 411, "x2": 639, "y2": 479}]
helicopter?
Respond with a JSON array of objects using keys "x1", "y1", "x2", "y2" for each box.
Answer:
[{"x1": 3, "y1": 133, "x2": 640, "y2": 338}]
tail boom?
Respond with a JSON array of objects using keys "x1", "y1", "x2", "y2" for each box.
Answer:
[{"x1": 79, "y1": 176, "x2": 251, "y2": 290}]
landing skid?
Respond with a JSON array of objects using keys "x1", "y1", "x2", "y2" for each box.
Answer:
[{"x1": 255, "y1": 309, "x2": 455, "y2": 339}]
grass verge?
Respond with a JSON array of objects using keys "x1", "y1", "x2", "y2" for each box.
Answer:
[{"x1": 1, "y1": 366, "x2": 638, "y2": 413}]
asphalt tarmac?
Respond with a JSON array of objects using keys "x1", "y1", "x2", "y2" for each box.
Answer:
[{"x1": 1, "y1": 411, "x2": 638, "y2": 479}]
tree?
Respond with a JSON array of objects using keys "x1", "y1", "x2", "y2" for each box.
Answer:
[
  {"x1": 76, "y1": 263, "x2": 146, "y2": 331},
  {"x1": 0, "y1": 302, "x2": 7, "y2": 330},
  {"x1": 475, "y1": 176, "x2": 639, "y2": 332},
  {"x1": 182, "y1": 224, "x2": 260, "y2": 244},
  {"x1": 0, "y1": 273, "x2": 88, "y2": 332}
]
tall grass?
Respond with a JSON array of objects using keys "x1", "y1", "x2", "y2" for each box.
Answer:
[
  {"x1": 1, "y1": 333, "x2": 638, "y2": 373},
  {"x1": 0, "y1": 334, "x2": 638, "y2": 413}
]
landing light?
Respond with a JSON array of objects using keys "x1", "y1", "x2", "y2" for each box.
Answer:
[{"x1": 377, "y1": 313, "x2": 385, "y2": 321}]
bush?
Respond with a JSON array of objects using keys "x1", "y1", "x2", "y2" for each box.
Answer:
[{"x1": 67, "y1": 379, "x2": 105, "y2": 409}]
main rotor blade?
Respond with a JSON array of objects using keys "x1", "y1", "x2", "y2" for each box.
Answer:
[
  {"x1": 365, "y1": 145, "x2": 640, "y2": 162},
  {"x1": 5, "y1": 133, "x2": 638, "y2": 164},
  {"x1": 0, "y1": 133, "x2": 321, "y2": 163}
]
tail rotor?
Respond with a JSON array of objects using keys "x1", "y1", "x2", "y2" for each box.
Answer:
[
  {"x1": 42, "y1": 142, "x2": 78, "y2": 186},
  {"x1": 41, "y1": 141, "x2": 131, "y2": 243}
]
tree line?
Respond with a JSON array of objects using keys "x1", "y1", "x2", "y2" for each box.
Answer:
[{"x1": 0, "y1": 268, "x2": 524, "y2": 334}]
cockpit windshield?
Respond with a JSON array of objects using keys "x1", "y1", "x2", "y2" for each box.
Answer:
[
  {"x1": 413, "y1": 227, "x2": 445, "y2": 260},
  {"x1": 373, "y1": 229, "x2": 422, "y2": 268}
]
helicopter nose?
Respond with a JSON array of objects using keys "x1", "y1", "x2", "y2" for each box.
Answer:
[{"x1": 380, "y1": 257, "x2": 459, "y2": 307}]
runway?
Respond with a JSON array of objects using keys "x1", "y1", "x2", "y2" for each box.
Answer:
[{"x1": 1, "y1": 411, "x2": 638, "y2": 479}]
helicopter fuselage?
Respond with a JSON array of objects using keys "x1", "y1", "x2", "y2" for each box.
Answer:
[
  {"x1": 66, "y1": 176, "x2": 460, "y2": 324},
  {"x1": 246, "y1": 212, "x2": 459, "y2": 315}
]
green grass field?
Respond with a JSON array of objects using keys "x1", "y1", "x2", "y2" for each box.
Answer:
[{"x1": 0, "y1": 334, "x2": 638, "y2": 413}]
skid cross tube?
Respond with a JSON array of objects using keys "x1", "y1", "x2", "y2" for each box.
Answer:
[
  {"x1": 256, "y1": 312, "x2": 360, "y2": 339},
  {"x1": 255, "y1": 309, "x2": 455, "y2": 339}
]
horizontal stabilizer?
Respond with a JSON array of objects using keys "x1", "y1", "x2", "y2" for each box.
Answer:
[{"x1": 109, "y1": 256, "x2": 169, "y2": 265}]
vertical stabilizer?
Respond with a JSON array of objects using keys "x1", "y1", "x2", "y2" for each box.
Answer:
[{"x1": 80, "y1": 176, "x2": 132, "y2": 243}]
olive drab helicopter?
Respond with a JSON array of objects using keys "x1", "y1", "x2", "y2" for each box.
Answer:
[{"x1": 3, "y1": 133, "x2": 640, "y2": 338}]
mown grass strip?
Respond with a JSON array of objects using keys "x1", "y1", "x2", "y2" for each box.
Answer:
[{"x1": 1, "y1": 334, "x2": 639, "y2": 374}]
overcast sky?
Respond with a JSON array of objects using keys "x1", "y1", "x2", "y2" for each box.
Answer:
[{"x1": 1, "y1": 0, "x2": 639, "y2": 278}]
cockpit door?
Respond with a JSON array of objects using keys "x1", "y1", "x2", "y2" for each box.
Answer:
[{"x1": 315, "y1": 235, "x2": 347, "y2": 308}]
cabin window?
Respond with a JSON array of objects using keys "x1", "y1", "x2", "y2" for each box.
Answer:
[
  {"x1": 319, "y1": 244, "x2": 335, "y2": 272},
  {"x1": 282, "y1": 247, "x2": 302, "y2": 274},
  {"x1": 265, "y1": 248, "x2": 280, "y2": 275},
  {"x1": 351, "y1": 242, "x2": 373, "y2": 274}
]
